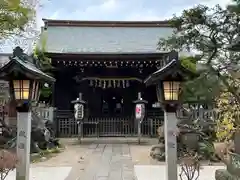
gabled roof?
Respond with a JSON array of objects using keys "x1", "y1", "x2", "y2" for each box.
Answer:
[
  {"x1": 0, "y1": 47, "x2": 55, "y2": 83},
  {"x1": 40, "y1": 19, "x2": 174, "y2": 53},
  {"x1": 144, "y1": 58, "x2": 196, "y2": 86},
  {"x1": 0, "y1": 53, "x2": 11, "y2": 66},
  {"x1": 42, "y1": 19, "x2": 172, "y2": 28}
]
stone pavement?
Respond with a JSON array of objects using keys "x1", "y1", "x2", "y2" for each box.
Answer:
[
  {"x1": 5, "y1": 138, "x2": 225, "y2": 180},
  {"x1": 134, "y1": 165, "x2": 225, "y2": 180},
  {"x1": 70, "y1": 143, "x2": 135, "y2": 180},
  {"x1": 5, "y1": 167, "x2": 72, "y2": 180}
]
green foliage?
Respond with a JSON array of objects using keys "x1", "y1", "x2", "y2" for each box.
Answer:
[
  {"x1": 181, "y1": 56, "x2": 197, "y2": 73},
  {"x1": 33, "y1": 32, "x2": 53, "y2": 100},
  {"x1": 228, "y1": 0, "x2": 240, "y2": 13},
  {"x1": 158, "y1": 4, "x2": 240, "y2": 104},
  {"x1": 33, "y1": 32, "x2": 53, "y2": 73},
  {"x1": 216, "y1": 92, "x2": 240, "y2": 141},
  {"x1": 40, "y1": 86, "x2": 52, "y2": 98},
  {"x1": 0, "y1": 0, "x2": 33, "y2": 38},
  {"x1": 179, "y1": 56, "x2": 221, "y2": 102},
  {"x1": 198, "y1": 140, "x2": 215, "y2": 160}
]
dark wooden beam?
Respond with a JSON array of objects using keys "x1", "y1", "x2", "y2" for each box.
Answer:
[
  {"x1": 43, "y1": 19, "x2": 172, "y2": 28},
  {"x1": 45, "y1": 52, "x2": 169, "y2": 61}
]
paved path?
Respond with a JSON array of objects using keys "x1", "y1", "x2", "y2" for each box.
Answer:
[
  {"x1": 25, "y1": 138, "x2": 225, "y2": 180},
  {"x1": 67, "y1": 142, "x2": 135, "y2": 180},
  {"x1": 134, "y1": 165, "x2": 225, "y2": 180},
  {"x1": 6, "y1": 167, "x2": 72, "y2": 180}
]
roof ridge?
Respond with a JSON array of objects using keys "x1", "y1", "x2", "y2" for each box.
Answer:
[{"x1": 42, "y1": 19, "x2": 172, "y2": 28}]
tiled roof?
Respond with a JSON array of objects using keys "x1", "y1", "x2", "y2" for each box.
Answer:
[
  {"x1": 0, "y1": 47, "x2": 55, "y2": 83},
  {"x1": 0, "y1": 54, "x2": 10, "y2": 67},
  {"x1": 43, "y1": 19, "x2": 171, "y2": 27},
  {"x1": 42, "y1": 24, "x2": 174, "y2": 53}
]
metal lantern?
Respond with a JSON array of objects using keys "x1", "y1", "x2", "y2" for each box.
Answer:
[
  {"x1": 145, "y1": 51, "x2": 195, "y2": 111},
  {"x1": 162, "y1": 81, "x2": 181, "y2": 101},
  {"x1": 0, "y1": 46, "x2": 55, "y2": 104},
  {"x1": 11, "y1": 79, "x2": 40, "y2": 101}
]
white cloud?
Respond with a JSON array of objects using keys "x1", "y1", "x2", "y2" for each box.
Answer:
[
  {"x1": 100, "y1": 0, "x2": 118, "y2": 11},
  {"x1": 82, "y1": 0, "x2": 119, "y2": 15},
  {"x1": 126, "y1": 0, "x2": 232, "y2": 21},
  {"x1": 126, "y1": 10, "x2": 164, "y2": 21},
  {"x1": 49, "y1": 10, "x2": 61, "y2": 19},
  {"x1": 49, "y1": 0, "x2": 121, "y2": 20}
]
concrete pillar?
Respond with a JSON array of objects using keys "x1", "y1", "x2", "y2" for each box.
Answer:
[
  {"x1": 16, "y1": 111, "x2": 31, "y2": 180},
  {"x1": 164, "y1": 111, "x2": 178, "y2": 180}
]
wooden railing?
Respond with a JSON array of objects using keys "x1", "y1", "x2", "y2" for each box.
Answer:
[
  {"x1": 54, "y1": 105, "x2": 219, "y2": 138},
  {"x1": 32, "y1": 104, "x2": 56, "y2": 122},
  {"x1": 55, "y1": 109, "x2": 164, "y2": 137},
  {"x1": 177, "y1": 105, "x2": 218, "y2": 121}
]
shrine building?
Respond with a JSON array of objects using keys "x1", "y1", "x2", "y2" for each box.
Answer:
[{"x1": 41, "y1": 19, "x2": 175, "y2": 137}]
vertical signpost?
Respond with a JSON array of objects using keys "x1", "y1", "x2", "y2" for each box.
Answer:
[
  {"x1": 72, "y1": 93, "x2": 86, "y2": 143},
  {"x1": 164, "y1": 111, "x2": 178, "y2": 180},
  {"x1": 133, "y1": 92, "x2": 147, "y2": 144},
  {"x1": 16, "y1": 109, "x2": 31, "y2": 180}
]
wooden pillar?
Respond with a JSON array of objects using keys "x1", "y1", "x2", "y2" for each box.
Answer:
[{"x1": 8, "y1": 100, "x2": 17, "y2": 127}]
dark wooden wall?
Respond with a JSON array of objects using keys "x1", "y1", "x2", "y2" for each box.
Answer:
[{"x1": 52, "y1": 58, "x2": 159, "y2": 114}]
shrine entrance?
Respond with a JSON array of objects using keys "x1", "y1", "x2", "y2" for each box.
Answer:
[
  {"x1": 101, "y1": 88, "x2": 123, "y2": 116},
  {"x1": 79, "y1": 77, "x2": 140, "y2": 137},
  {"x1": 51, "y1": 53, "x2": 168, "y2": 137}
]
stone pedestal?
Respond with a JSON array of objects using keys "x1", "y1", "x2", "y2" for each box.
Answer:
[
  {"x1": 16, "y1": 112, "x2": 31, "y2": 180},
  {"x1": 164, "y1": 112, "x2": 178, "y2": 180}
]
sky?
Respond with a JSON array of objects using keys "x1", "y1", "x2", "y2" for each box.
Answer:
[
  {"x1": 37, "y1": 0, "x2": 232, "y2": 27},
  {"x1": 0, "y1": 0, "x2": 233, "y2": 53}
]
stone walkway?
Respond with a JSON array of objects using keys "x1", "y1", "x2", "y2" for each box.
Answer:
[
  {"x1": 6, "y1": 167, "x2": 72, "y2": 180},
  {"x1": 29, "y1": 138, "x2": 224, "y2": 180},
  {"x1": 69, "y1": 142, "x2": 135, "y2": 180},
  {"x1": 134, "y1": 165, "x2": 225, "y2": 180},
  {"x1": 91, "y1": 144, "x2": 133, "y2": 179}
]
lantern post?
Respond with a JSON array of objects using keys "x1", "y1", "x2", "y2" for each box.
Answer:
[
  {"x1": 71, "y1": 92, "x2": 86, "y2": 143},
  {"x1": 133, "y1": 92, "x2": 148, "y2": 144},
  {"x1": 0, "y1": 47, "x2": 55, "y2": 180},
  {"x1": 145, "y1": 51, "x2": 194, "y2": 180}
]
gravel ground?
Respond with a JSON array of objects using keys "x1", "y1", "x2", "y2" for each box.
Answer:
[{"x1": 32, "y1": 138, "x2": 95, "y2": 167}]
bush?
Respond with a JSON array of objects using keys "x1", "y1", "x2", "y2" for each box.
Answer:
[
  {"x1": 0, "y1": 150, "x2": 18, "y2": 180},
  {"x1": 216, "y1": 92, "x2": 240, "y2": 141}
]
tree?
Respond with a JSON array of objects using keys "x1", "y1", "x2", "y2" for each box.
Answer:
[
  {"x1": 180, "y1": 56, "x2": 221, "y2": 103},
  {"x1": 0, "y1": 0, "x2": 33, "y2": 39},
  {"x1": 228, "y1": 0, "x2": 240, "y2": 13},
  {"x1": 33, "y1": 31, "x2": 52, "y2": 73},
  {"x1": 33, "y1": 32, "x2": 54, "y2": 103},
  {"x1": 158, "y1": 4, "x2": 240, "y2": 103}
]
